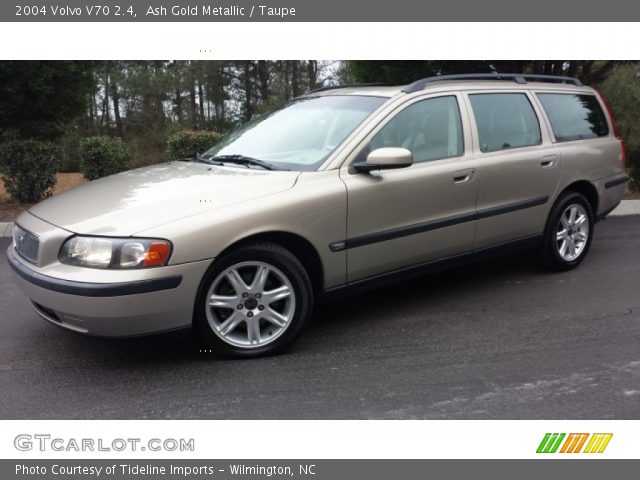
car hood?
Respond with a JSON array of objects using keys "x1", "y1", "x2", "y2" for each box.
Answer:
[{"x1": 29, "y1": 162, "x2": 301, "y2": 236}]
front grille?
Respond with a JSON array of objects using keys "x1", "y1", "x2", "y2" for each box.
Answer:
[{"x1": 13, "y1": 224, "x2": 39, "y2": 264}]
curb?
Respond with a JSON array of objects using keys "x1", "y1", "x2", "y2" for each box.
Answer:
[
  {"x1": 0, "y1": 222, "x2": 13, "y2": 238},
  {"x1": 1, "y1": 200, "x2": 639, "y2": 238},
  {"x1": 608, "y1": 199, "x2": 640, "y2": 217}
]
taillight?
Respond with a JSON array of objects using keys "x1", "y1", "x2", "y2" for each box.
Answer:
[
  {"x1": 596, "y1": 90, "x2": 618, "y2": 136},
  {"x1": 596, "y1": 89, "x2": 626, "y2": 166}
]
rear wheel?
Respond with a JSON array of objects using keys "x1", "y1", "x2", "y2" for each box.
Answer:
[
  {"x1": 194, "y1": 242, "x2": 313, "y2": 358},
  {"x1": 538, "y1": 191, "x2": 594, "y2": 271}
]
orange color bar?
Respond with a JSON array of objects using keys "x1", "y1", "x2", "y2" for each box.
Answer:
[
  {"x1": 574, "y1": 433, "x2": 589, "y2": 453},
  {"x1": 560, "y1": 434, "x2": 575, "y2": 453}
]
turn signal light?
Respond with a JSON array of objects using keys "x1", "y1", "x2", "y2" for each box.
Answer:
[{"x1": 143, "y1": 241, "x2": 172, "y2": 267}]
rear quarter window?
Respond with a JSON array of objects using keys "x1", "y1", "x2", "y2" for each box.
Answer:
[{"x1": 536, "y1": 93, "x2": 609, "y2": 142}]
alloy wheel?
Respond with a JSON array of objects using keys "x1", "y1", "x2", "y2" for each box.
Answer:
[
  {"x1": 205, "y1": 261, "x2": 296, "y2": 348},
  {"x1": 556, "y1": 203, "x2": 590, "y2": 262}
]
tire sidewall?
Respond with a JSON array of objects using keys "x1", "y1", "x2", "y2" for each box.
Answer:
[
  {"x1": 545, "y1": 192, "x2": 594, "y2": 269},
  {"x1": 194, "y1": 244, "x2": 313, "y2": 358}
]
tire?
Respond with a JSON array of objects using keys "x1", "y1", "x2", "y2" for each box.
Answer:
[
  {"x1": 193, "y1": 242, "x2": 314, "y2": 358},
  {"x1": 538, "y1": 191, "x2": 594, "y2": 271}
]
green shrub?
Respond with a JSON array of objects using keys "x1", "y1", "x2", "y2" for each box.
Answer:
[
  {"x1": 598, "y1": 64, "x2": 640, "y2": 193},
  {"x1": 0, "y1": 140, "x2": 60, "y2": 203},
  {"x1": 167, "y1": 130, "x2": 222, "y2": 161},
  {"x1": 79, "y1": 136, "x2": 130, "y2": 181}
]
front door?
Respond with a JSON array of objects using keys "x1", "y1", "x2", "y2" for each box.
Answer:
[{"x1": 339, "y1": 93, "x2": 480, "y2": 283}]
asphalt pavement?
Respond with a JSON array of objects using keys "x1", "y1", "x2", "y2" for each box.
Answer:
[{"x1": 1, "y1": 216, "x2": 639, "y2": 419}]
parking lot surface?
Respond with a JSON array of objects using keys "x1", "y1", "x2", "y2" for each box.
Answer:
[{"x1": 1, "y1": 216, "x2": 639, "y2": 419}]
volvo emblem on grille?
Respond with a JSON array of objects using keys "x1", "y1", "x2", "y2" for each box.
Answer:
[{"x1": 13, "y1": 225, "x2": 39, "y2": 264}]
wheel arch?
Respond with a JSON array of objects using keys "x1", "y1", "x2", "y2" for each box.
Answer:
[
  {"x1": 215, "y1": 231, "x2": 325, "y2": 295},
  {"x1": 556, "y1": 180, "x2": 599, "y2": 217}
]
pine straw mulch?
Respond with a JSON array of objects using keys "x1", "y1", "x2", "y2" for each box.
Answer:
[{"x1": 0, "y1": 173, "x2": 85, "y2": 222}]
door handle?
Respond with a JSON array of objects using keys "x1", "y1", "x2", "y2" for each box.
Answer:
[
  {"x1": 540, "y1": 155, "x2": 557, "y2": 167},
  {"x1": 453, "y1": 168, "x2": 475, "y2": 184}
]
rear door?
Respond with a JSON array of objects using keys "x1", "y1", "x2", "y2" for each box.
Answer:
[
  {"x1": 465, "y1": 90, "x2": 560, "y2": 249},
  {"x1": 339, "y1": 93, "x2": 480, "y2": 283},
  {"x1": 535, "y1": 90, "x2": 625, "y2": 216}
]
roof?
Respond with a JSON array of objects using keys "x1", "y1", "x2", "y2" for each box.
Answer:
[
  {"x1": 302, "y1": 85, "x2": 405, "y2": 98},
  {"x1": 300, "y1": 75, "x2": 594, "y2": 99}
]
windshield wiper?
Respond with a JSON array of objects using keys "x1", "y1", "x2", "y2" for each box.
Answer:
[
  {"x1": 191, "y1": 154, "x2": 224, "y2": 166},
  {"x1": 209, "y1": 154, "x2": 280, "y2": 171}
]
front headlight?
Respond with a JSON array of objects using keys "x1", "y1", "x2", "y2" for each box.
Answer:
[{"x1": 59, "y1": 236, "x2": 172, "y2": 269}]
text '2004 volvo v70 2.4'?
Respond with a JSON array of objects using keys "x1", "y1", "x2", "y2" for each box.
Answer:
[{"x1": 7, "y1": 74, "x2": 628, "y2": 357}]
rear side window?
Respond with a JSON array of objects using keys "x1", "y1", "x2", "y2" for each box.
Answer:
[
  {"x1": 536, "y1": 93, "x2": 609, "y2": 142},
  {"x1": 469, "y1": 93, "x2": 542, "y2": 153},
  {"x1": 369, "y1": 96, "x2": 464, "y2": 164}
]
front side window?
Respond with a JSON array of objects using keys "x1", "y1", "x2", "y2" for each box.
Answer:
[
  {"x1": 367, "y1": 96, "x2": 464, "y2": 164},
  {"x1": 203, "y1": 95, "x2": 387, "y2": 171},
  {"x1": 469, "y1": 93, "x2": 542, "y2": 153},
  {"x1": 536, "y1": 93, "x2": 609, "y2": 142}
]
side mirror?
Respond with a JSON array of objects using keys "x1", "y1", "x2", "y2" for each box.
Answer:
[{"x1": 353, "y1": 147, "x2": 413, "y2": 173}]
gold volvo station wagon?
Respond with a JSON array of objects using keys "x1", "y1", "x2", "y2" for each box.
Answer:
[{"x1": 7, "y1": 74, "x2": 628, "y2": 357}]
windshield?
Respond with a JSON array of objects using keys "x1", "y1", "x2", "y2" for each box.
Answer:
[{"x1": 203, "y1": 95, "x2": 387, "y2": 171}]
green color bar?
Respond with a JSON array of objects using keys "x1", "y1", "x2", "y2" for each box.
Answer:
[
  {"x1": 549, "y1": 433, "x2": 566, "y2": 453},
  {"x1": 542, "y1": 434, "x2": 558, "y2": 453},
  {"x1": 537, "y1": 433, "x2": 552, "y2": 453}
]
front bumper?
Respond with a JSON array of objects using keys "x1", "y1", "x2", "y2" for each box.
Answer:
[{"x1": 7, "y1": 245, "x2": 212, "y2": 337}]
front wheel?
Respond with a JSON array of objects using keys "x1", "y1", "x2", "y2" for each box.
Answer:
[
  {"x1": 194, "y1": 242, "x2": 314, "y2": 358},
  {"x1": 538, "y1": 191, "x2": 594, "y2": 271}
]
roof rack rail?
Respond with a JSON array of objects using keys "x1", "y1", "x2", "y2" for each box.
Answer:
[
  {"x1": 307, "y1": 82, "x2": 391, "y2": 94},
  {"x1": 402, "y1": 73, "x2": 583, "y2": 93}
]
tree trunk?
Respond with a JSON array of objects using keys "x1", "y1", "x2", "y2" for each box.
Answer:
[
  {"x1": 307, "y1": 60, "x2": 318, "y2": 90},
  {"x1": 88, "y1": 96, "x2": 95, "y2": 124},
  {"x1": 111, "y1": 87, "x2": 122, "y2": 135},
  {"x1": 102, "y1": 63, "x2": 110, "y2": 129},
  {"x1": 174, "y1": 88, "x2": 183, "y2": 124},
  {"x1": 243, "y1": 61, "x2": 254, "y2": 122},
  {"x1": 209, "y1": 63, "x2": 226, "y2": 129},
  {"x1": 291, "y1": 61, "x2": 300, "y2": 97},
  {"x1": 258, "y1": 60, "x2": 269, "y2": 103},
  {"x1": 552, "y1": 61, "x2": 565, "y2": 76},
  {"x1": 198, "y1": 80, "x2": 205, "y2": 125},
  {"x1": 284, "y1": 61, "x2": 291, "y2": 100},
  {"x1": 189, "y1": 81, "x2": 197, "y2": 129},
  {"x1": 110, "y1": 63, "x2": 123, "y2": 136}
]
